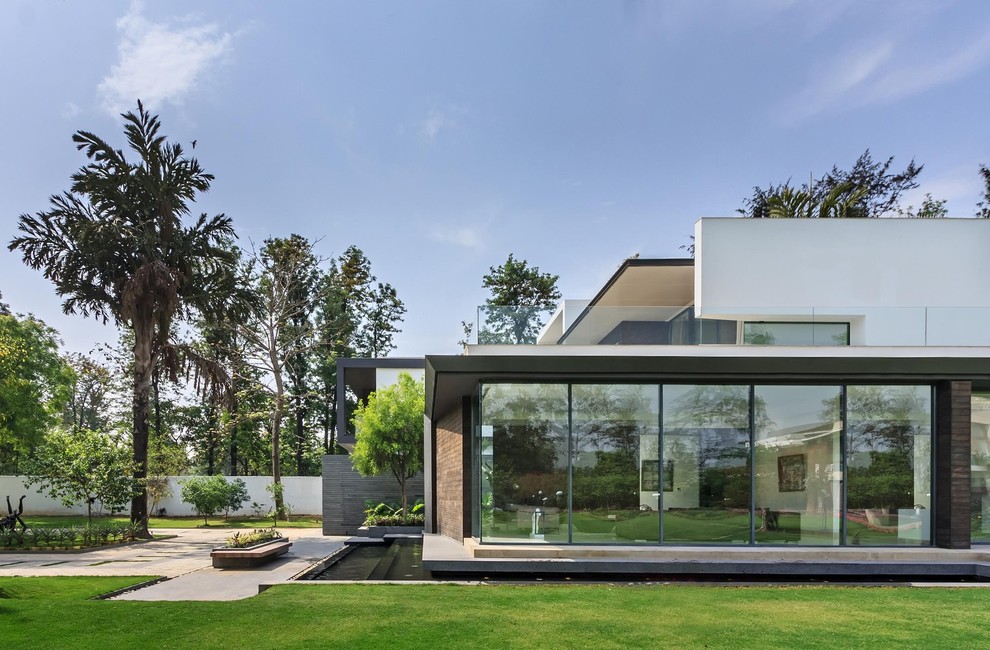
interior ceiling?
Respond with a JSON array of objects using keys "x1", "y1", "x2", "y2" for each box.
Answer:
[{"x1": 594, "y1": 265, "x2": 694, "y2": 307}]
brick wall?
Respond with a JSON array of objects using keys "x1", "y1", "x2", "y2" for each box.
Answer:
[
  {"x1": 935, "y1": 380, "x2": 972, "y2": 549},
  {"x1": 435, "y1": 404, "x2": 465, "y2": 541},
  {"x1": 322, "y1": 455, "x2": 424, "y2": 535}
]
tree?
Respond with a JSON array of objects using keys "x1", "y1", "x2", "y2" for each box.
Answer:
[
  {"x1": 62, "y1": 353, "x2": 113, "y2": 433},
  {"x1": 239, "y1": 236, "x2": 325, "y2": 516},
  {"x1": 26, "y1": 428, "x2": 133, "y2": 526},
  {"x1": 179, "y1": 475, "x2": 248, "y2": 524},
  {"x1": 739, "y1": 149, "x2": 922, "y2": 219},
  {"x1": 0, "y1": 312, "x2": 73, "y2": 472},
  {"x1": 898, "y1": 193, "x2": 948, "y2": 219},
  {"x1": 356, "y1": 282, "x2": 406, "y2": 358},
  {"x1": 313, "y1": 246, "x2": 404, "y2": 451},
  {"x1": 351, "y1": 372, "x2": 425, "y2": 523},
  {"x1": 479, "y1": 254, "x2": 561, "y2": 344},
  {"x1": 9, "y1": 102, "x2": 240, "y2": 536},
  {"x1": 977, "y1": 164, "x2": 990, "y2": 218}
]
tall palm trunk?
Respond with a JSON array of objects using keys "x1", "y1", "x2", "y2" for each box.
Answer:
[{"x1": 131, "y1": 319, "x2": 153, "y2": 537}]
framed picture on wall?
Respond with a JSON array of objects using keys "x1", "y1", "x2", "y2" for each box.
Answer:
[
  {"x1": 778, "y1": 454, "x2": 806, "y2": 492},
  {"x1": 641, "y1": 460, "x2": 658, "y2": 491}
]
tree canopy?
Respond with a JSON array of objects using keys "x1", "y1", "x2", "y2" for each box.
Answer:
[
  {"x1": 25, "y1": 427, "x2": 133, "y2": 525},
  {"x1": 351, "y1": 372, "x2": 424, "y2": 522},
  {"x1": 8, "y1": 101, "x2": 240, "y2": 534},
  {"x1": 0, "y1": 312, "x2": 73, "y2": 472},
  {"x1": 739, "y1": 149, "x2": 923, "y2": 219},
  {"x1": 478, "y1": 254, "x2": 561, "y2": 344}
]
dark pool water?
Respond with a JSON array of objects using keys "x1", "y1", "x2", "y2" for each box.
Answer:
[{"x1": 306, "y1": 537, "x2": 431, "y2": 581}]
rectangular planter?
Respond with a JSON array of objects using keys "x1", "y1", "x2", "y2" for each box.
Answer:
[{"x1": 211, "y1": 539, "x2": 292, "y2": 568}]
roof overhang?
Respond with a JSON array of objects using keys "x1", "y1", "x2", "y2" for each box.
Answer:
[{"x1": 425, "y1": 349, "x2": 990, "y2": 420}]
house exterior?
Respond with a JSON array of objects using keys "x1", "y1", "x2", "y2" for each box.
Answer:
[{"x1": 423, "y1": 218, "x2": 990, "y2": 564}]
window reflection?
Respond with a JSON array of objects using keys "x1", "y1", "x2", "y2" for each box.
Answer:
[
  {"x1": 570, "y1": 384, "x2": 659, "y2": 543},
  {"x1": 754, "y1": 386, "x2": 842, "y2": 545},
  {"x1": 845, "y1": 386, "x2": 932, "y2": 546},
  {"x1": 661, "y1": 385, "x2": 751, "y2": 544},
  {"x1": 480, "y1": 383, "x2": 568, "y2": 542}
]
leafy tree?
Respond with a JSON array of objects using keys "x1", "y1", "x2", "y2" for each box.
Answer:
[
  {"x1": 239, "y1": 236, "x2": 325, "y2": 515},
  {"x1": 8, "y1": 102, "x2": 240, "y2": 535},
  {"x1": 977, "y1": 164, "x2": 990, "y2": 218},
  {"x1": 62, "y1": 353, "x2": 113, "y2": 433},
  {"x1": 179, "y1": 475, "x2": 248, "y2": 524},
  {"x1": 357, "y1": 282, "x2": 406, "y2": 358},
  {"x1": 739, "y1": 149, "x2": 922, "y2": 219},
  {"x1": 0, "y1": 290, "x2": 8, "y2": 315},
  {"x1": 351, "y1": 372, "x2": 425, "y2": 522},
  {"x1": 898, "y1": 193, "x2": 948, "y2": 219},
  {"x1": 0, "y1": 313, "x2": 73, "y2": 472},
  {"x1": 314, "y1": 246, "x2": 404, "y2": 451},
  {"x1": 479, "y1": 254, "x2": 561, "y2": 344},
  {"x1": 25, "y1": 428, "x2": 133, "y2": 525}
]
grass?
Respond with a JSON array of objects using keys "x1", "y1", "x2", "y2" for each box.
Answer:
[
  {"x1": 23, "y1": 515, "x2": 322, "y2": 529},
  {"x1": 1, "y1": 577, "x2": 989, "y2": 649}
]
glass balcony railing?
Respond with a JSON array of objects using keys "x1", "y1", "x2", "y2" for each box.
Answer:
[{"x1": 468, "y1": 305, "x2": 990, "y2": 347}]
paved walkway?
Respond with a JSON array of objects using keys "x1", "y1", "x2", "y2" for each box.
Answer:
[{"x1": 0, "y1": 528, "x2": 347, "y2": 601}]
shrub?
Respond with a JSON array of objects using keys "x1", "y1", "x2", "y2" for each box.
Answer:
[
  {"x1": 224, "y1": 528, "x2": 282, "y2": 549},
  {"x1": 181, "y1": 476, "x2": 249, "y2": 525}
]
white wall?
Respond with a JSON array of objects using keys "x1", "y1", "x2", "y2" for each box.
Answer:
[
  {"x1": 695, "y1": 218, "x2": 990, "y2": 346},
  {"x1": 0, "y1": 475, "x2": 322, "y2": 517},
  {"x1": 376, "y1": 367, "x2": 425, "y2": 390}
]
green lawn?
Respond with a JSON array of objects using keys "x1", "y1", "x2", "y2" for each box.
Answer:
[
  {"x1": 0, "y1": 576, "x2": 988, "y2": 649},
  {"x1": 23, "y1": 515, "x2": 322, "y2": 529}
]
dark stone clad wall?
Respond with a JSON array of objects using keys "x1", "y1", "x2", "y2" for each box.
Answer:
[
  {"x1": 935, "y1": 380, "x2": 971, "y2": 549},
  {"x1": 435, "y1": 403, "x2": 466, "y2": 541},
  {"x1": 322, "y1": 455, "x2": 424, "y2": 535}
]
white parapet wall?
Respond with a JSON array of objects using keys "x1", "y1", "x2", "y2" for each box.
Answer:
[
  {"x1": 695, "y1": 217, "x2": 990, "y2": 346},
  {"x1": 0, "y1": 475, "x2": 322, "y2": 517}
]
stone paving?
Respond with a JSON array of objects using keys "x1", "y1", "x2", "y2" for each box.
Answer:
[{"x1": 0, "y1": 527, "x2": 347, "y2": 601}]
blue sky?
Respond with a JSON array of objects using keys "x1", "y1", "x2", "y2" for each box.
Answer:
[{"x1": 2, "y1": 1, "x2": 989, "y2": 357}]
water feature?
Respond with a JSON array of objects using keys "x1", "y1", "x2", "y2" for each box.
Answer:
[{"x1": 304, "y1": 536, "x2": 431, "y2": 581}]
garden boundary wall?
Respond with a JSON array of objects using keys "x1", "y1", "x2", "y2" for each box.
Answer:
[{"x1": 0, "y1": 475, "x2": 322, "y2": 517}]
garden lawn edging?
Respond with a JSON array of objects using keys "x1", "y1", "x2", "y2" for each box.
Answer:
[{"x1": 211, "y1": 539, "x2": 292, "y2": 568}]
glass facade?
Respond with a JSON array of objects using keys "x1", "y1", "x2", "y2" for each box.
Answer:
[
  {"x1": 477, "y1": 381, "x2": 933, "y2": 546},
  {"x1": 743, "y1": 322, "x2": 849, "y2": 346},
  {"x1": 971, "y1": 393, "x2": 990, "y2": 544}
]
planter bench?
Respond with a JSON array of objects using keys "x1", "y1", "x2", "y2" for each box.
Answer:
[{"x1": 211, "y1": 539, "x2": 292, "y2": 568}]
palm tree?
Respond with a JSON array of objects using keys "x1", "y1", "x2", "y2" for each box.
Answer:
[
  {"x1": 765, "y1": 182, "x2": 868, "y2": 219},
  {"x1": 9, "y1": 101, "x2": 240, "y2": 536}
]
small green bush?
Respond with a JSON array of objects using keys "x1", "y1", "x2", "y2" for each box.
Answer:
[{"x1": 224, "y1": 528, "x2": 282, "y2": 549}]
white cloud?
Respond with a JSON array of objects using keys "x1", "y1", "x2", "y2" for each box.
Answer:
[
  {"x1": 428, "y1": 225, "x2": 484, "y2": 249},
  {"x1": 61, "y1": 102, "x2": 81, "y2": 119},
  {"x1": 780, "y1": 25, "x2": 990, "y2": 124},
  {"x1": 419, "y1": 109, "x2": 456, "y2": 143},
  {"x1": 98, "y1": 1, "x2": 233, "y2": 115}
]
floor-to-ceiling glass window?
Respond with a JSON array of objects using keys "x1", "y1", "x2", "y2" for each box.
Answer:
[
  {"x1": 479, "y1": 383, "x2": 568, "y2": 542},
  {"x1": 661, "y1": 385, "x2": 751, "y2": 543},
  {"x1": 570, "y1": 384, "x2": 660, "y2": 543},
  {"x1": 845, "y1": 386, "x2": 932, "y2": 546},
  {"x1": 754, "y1": 386, "x2": 842, "y2": 545},
  {"x1": 971, "y1": 392, "x2": 990, "y2": 544},
  {"x1": 475, "y1": 381, "x2": 934, "y2": 546}
]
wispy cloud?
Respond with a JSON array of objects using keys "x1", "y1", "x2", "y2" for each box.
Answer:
[
  {"x1": 428, "y1": 225, "x2": 484, "y2": 249},
  {"x1": 780, "y1": 26, "x2": 990, "y2": 124},
  {"x1": 419, "y1": 109, "x2": 456, "y2": 143},
  {"x1": 61, "y1": 102, "x2": 81, "y2": 119},
  {"x1": 98, "y1": 1, "x2": 233, "y2": 115}
]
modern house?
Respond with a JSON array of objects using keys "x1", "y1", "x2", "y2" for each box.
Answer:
[{"x1": 421, "y1": 218, "x2": 990, "y2": 577}]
